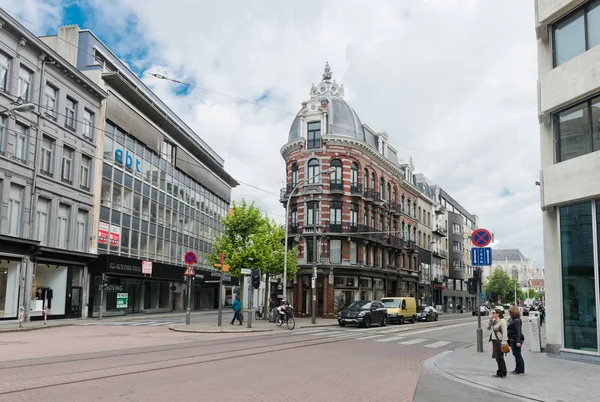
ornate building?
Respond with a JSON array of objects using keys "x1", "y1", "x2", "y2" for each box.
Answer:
[
  {"x1": 280, "y1": 64, "x2": 423, "y2": 317},
  {"x1": 491, "y1": 249, "x2": 544, "y2": 287}
]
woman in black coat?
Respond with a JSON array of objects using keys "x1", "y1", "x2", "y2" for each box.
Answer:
[{"x1": 507, "y1": 306, "x2": 525, "y2": 374}]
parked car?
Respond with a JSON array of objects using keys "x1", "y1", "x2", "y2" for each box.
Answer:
[
  {"x1": 416, "y1": 306, "x2": 438, "y2": 322},
  {"x1": 337, "y1": 301, "x2": 387, "y2": 328},
  {"x1": 472, "y1": 306, "x2": 490, "y2": 316},
  {"x1": 381, "y1": 297, "x2": 417, "y2": 324}
]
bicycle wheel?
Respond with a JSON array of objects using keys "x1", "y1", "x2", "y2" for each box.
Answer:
[
  {"x1": 276, "y1": 315, "x2": 283, "y2": 326},
  {"x1": 287, "y1": 316, "x2": 295, "y2": 330},
  {"x1": 254, "y1": 310, "x2": 260, "y2": 320}
]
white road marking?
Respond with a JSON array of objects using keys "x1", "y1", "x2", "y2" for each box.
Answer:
[
  {"x1": 398, "y1": 338, "x2": 427, "y2": 345},
  {"x1": 375, "y1": 336, "x2": 406, "y2": 342},
  {"x1": 357, "y1": 335, "x2": 385, "y2": 340},
  {"x1": 395, "y1": 321, "x2": 476, "y2": 336},
  {"x1": 424, "y1": 340, "x2": 452, "y2": 348}
]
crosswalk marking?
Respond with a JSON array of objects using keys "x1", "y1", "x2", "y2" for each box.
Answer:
[
  {"x1": 398, "y1": 338, "x2": 427, "y2": 345},
  {"x1": 375, "y1": 335, "x2": 406, "y2": 342},
  {"x1": 424, "y1": 340, "x2": 452, "y2": 348},
  {"x1": 298, "y1": 329, "x2": 329, "y2": 335},
  {"x1": 357, "y1": 335, "x2": 385, "y2": 340}
]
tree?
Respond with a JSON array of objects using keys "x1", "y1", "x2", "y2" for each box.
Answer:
[
  {"x1": 208, "y1": 199, "x2": 298, "y2": 311},
  {"x1": 483, "y1": 269, "x2": 525, "y2": 304},
  {"x1": 527, "y1": 288, "x2": 538, "y2": 300}
]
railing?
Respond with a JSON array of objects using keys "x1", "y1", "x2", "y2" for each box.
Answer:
[
  {"x1": 40, "y1": 169, "x2": 53, "y2": 178},
  {"x1": 290, "y1": 224, "x2": 298, "y2": 234},
  {"x1": 330, "y1": 179, "x2": 344, "y2": 192},
  {"x1": 386, "y1": 234, "x2": 404, "y2": 249},
  {"x1": 432, "y1": 249, "x2": 448, "y2": 258},
  {"x1": 363, "y1": 188, "x2": 380, "y2": 200},
  {"x1": 389, "y1": 202, "x2": 401, "y2": 214},
  {"x1": 433, "y1": 226, "x2": 447, "y2": 236},
  {"x1": 279, "y1": 183, "x2": 295, "y2": 201},
  {"x1": 329, "y1": 223, "x2": 343, "y2": 233},
  {"x1": 405, "y1": 240, "x2": 417, "y2": 250},
  {"x1": 350, "y1": 182, "x2": 363, "y2": 195},
  {"x1": 306, "y1": 138, "x2": 321, "y2": 149}
]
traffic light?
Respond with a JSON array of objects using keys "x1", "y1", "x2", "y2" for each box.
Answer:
[
  {"x1": 474, "y1": 267, "x2": 482, "y2": 284},
  {"x1": 467, "y1": 278, "x2": 477, "y2": 295},
  {"x1": 101, "y1": 273, "x2": 109, "y2": 289},
  {"x1": 251, "y1": 268, "x2": 261, "y2": 289}
]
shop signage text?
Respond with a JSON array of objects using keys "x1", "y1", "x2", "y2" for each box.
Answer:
[
  {"x1": 109, "y1": 262, "x2": 142, "y2": 274},
  {"x1": 115, "y1": 148, "x2": 141, "y2": 173},
  {"x1": 142, "y1": 260, "x2": 153, "y2": 275},
  {"x1": 99, "y1": 284, "x2": 124, "y2": 292},
  {"x1": 116, "y1": 293, "x2": 129, "y2": 309}
]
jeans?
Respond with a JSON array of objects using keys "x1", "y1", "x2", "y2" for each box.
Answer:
[
  {"x1": 231, "y1": 311, "x2": 243, "y2": 325},
  {"x1": 509, "y1": 340, "x2": 525, "y2": 373}
]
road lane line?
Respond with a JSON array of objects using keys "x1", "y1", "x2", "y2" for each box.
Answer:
[
  {"x1": 375, "y1": 336, "x2": 406, "y2": 342},
  {"x1": 424, "y1": 340, "x2": 452, "y2": 348},
  {"x1": 395, "y1": 321, "x2": 476, "y2": 336},
  {"x1": 398, "y1": 338, "x2": 427, "y2": 345},
  {"x1": 357, "y1": 335, "x2": 385, "y2": 340}
]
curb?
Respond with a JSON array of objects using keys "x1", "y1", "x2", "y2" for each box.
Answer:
[
  {"x1": 299, "y1": 324, "x2": 338, "y2": 329},
  {"x1": 0, "y1": 323, "x2": 73, "y2": 333},
  {"x1": 168, "y1": 327, "x2": 273, "y2": 334}
]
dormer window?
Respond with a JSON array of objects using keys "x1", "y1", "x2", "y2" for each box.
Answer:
[{"x1": 307, "y1": 121, "x2": 321, "y2": 149}]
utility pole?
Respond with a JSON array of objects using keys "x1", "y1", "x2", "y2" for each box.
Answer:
[
  {"x1": 247, "y1": 258, "x2": 254, "y2": 329},
  {"x1": 312, "y1": 262, "x2": 317, "y2": 324},
  {"x1": 514, "y1": 282, "x2": 517, "y2": 306},
  {"x1": 185, "y1": 275, "x2": 192, "y2": 325},
  {"x1": 476, "y1": 268, "x2": 483, "y2": 353},
  {"x1": 217, "y1": 252, "x2": 224, "y2": 326},
  {"x1": 99, "y1": 273, "x2": 106, "y2": 320}
]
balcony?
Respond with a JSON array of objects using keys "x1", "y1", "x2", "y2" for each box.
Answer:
[
  {"x1": 363, "y1": 188, "x2": 380, "y2": 202},
  {"x1": 279, "y1": 183, "x2": 294, "y2": 203},
  {"x1": 330, "y1": 179, "x2": 344, "y2": 193},
  {"x1": 350, "y1": 182, "x2": 363, "y2": 196},
  {"x1": 329, "y1": 223, "x2": 343, "y2": 233},
  {"x1": 435, "y1": 205, "x2": 446, "y2": 215},
  {"x1": 389, "y1": 202, "x2": 401, "y2": 215},
  {"x1": 386, "y1": 234, "x2": 404, "y2": 249},
  {"x1": 290, "y1": 224, "x2": 299, "y2": 234},
  {"x1": 432, "y1": 249, "x2": 448, "y2": 259},
  {"x1": 405, "y1": 240, "x2": 417, "y2": 252},
  {"x1": 432, "y1": 226, "x2": 447, "y2": 237},
  {"x1": 374, "y1": 194, "x2": 385, "y2": 205},
  {"x1": 306, "y1": 138, "x2": 321, "y2": 149}
]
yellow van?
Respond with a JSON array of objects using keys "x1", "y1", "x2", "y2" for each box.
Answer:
[{"x1": 381, "y1": 297, "x2": 417, "y2": 324}]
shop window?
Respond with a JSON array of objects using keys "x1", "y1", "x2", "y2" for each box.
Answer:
[{"x1": 0, "y1": 261, "x2": 20, "y2": 318}]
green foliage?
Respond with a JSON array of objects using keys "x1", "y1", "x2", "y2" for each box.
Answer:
[
  {"x1": 527, "y1": 288, "x2": 538, "y2": 299},
  {"x1": 208, "y1": 199, "x2": 298, "y2": 277},
  {"x1": 483, "y1": 269, "x2": 525, "y2": 304}
]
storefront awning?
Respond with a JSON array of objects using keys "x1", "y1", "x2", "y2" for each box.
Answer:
[{"x1": 34, "y1": 246, "x2": 98, "y2": 265}]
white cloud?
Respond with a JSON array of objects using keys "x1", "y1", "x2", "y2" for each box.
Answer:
[
  {"x1": 53, "y1": 0, "x2": 543, "y2": 264},
  {"x1": 0, "y1": 0, "x2": 63, "y2": 34}
]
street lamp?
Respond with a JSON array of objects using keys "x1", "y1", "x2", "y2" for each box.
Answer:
[
  {"x1": 282, "y1": 166, "x2": 335, "y2": 301},
  {"x1": 1, "y1": 103, "x2": 36, "y2": 115}
]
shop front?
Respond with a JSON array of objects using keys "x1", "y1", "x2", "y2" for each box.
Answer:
[{"x1": 89, "y1": 254, "x2": 238, "y2": 317}]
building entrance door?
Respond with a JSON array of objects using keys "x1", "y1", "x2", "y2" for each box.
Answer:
[{"x1": 67, "y1": 287, "x2": 82, "y2": 318}]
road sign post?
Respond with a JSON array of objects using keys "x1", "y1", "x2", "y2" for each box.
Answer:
[
  {"x1": 183, "y1": 264, "x2": 195, "y2": 325},
  {"x1": 218, "y1": 252, "x2": 224, "y2": 327},
  {"x1": 471, "y1": 229, "x2": 493, "y2": 354},
  {"x1": 312, "y1": 263, "x2": 317, "y2": 324}
]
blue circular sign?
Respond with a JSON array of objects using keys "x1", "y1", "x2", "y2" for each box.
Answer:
[{"x1": 184, "y1": 251, "x2": 197, "y2": 265}]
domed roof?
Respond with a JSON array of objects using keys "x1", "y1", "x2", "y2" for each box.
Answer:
[{"x1": 288, "y1": 63, "x2": 365, "y2": 142}]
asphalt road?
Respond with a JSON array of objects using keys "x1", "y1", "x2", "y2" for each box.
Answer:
[{"x1": 0, "y1": 315, "x2": 512, "y2": 402}]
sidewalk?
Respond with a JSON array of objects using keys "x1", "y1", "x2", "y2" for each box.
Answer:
[{"x1": 428, "y1": 322, "x2": 600, "y2": 402}]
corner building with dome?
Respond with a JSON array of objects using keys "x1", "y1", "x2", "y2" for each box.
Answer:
[{"x1": 280, "y1": 64, "x2": 425, "y2": 318}]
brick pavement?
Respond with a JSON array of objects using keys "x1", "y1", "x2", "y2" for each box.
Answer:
[{"x1": 0, "y1": 325, "x2": 441, "y2": 402}]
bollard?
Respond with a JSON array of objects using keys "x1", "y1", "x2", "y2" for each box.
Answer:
[
  {"x1": 43, "y1": 306, "x2": 49, "y2": 325},
  {"x1": 528, "y1": 315, "x2": 541, "y2": 352},
  {"x1": 18, "y1": 307, "x2": 23, "y2": 328}
]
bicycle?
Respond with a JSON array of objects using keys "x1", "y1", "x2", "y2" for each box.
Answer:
[
  {"x1": 275, "y1": 305, "x2": 295, "y2": 330},
  {"x1": 255, "y1": 305, "x2": 265, "y2": 320}
]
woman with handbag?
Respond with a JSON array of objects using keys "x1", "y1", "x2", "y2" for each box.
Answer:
[
  {"x1": 488, "y1": 308, "x2": 509, "y2": 378},
  {"x1": 507, "y1": 306, "x2": 525, "y2": 375}
]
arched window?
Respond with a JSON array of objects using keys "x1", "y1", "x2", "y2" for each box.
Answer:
[
  {"x1": 387, "y1": 183, "x2": 392, "y2": 202},
  {"x1": 364, "y1": 169, "x2": 369, "y2": 189},
  {"x1": 351, "y1": 162, "x2": 359, "y2": 186},
  {"x1": 393, "y1": 186, "x2": 398, "y2": 203},
  {"x1": 407, "y1": 199, "x2": 411, "y2": 215},
  {"x1": 371, "y1": 172, "x2": 376, "y2": 192},
  {"x1": 401, "y1": 194, "x2": 405, "y2": 210},
  {"x1": 307, "y1": 159, "x2": 320, "y2": 183},
  {"x1": 330, "y1": 159, "x2": 343, "y2": 190},
  {"x1": 401, "y1": 221, "x2": 406, "y2": 239},
  {"x1": 291, "y1": 163, "x2": 298, "y2": 187},
  {"x1": 379, "y1": 177, "x2": 385, "y2": 200}
]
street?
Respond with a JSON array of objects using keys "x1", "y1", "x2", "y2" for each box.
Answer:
[{"x1": 0, "y1": 316, "x2": 520, "y2": 402}]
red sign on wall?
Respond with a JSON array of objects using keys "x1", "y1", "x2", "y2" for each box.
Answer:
[
  {"x1": 109, "y1": 225, "x2": 121, "y2": 246},
  {"x1": 98, "y1": 222, "x2": 109, "y2": 244}
]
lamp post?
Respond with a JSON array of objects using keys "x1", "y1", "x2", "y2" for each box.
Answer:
[{"x1": 282, "y1": 167, "x2": 335, "y2": 303}]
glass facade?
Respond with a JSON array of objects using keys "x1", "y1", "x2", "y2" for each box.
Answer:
[
  {"x1": 560, "y1": 202, "x2": 597, "y2": 352},
  {"x1": 553, "y1": 1, "x2": 600, "y2": 67},
  {"x1": 99, "y1": 121, "x2": 228, "y2": 268}
]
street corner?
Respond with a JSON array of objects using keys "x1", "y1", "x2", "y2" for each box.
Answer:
[
  {"x1": 0, "y1": 323, "x2": 73, "y2": 334},
  {"x1": 168, "y1": 324, "x2": 273, "y2": 334}
]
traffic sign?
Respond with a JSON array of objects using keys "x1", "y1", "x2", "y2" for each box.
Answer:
[
  {"x1": 116, "y1": 293, "x2": 128, "y2": 309},
  {"x1": 241, "y1": 268, "x2": 251, "y2": 275},
  {"x1": 471, "y1": 247, "x2": 492, "y2": 266},
  {"x1": 183, "y1": 265, "x2": 195, "y2": 276},
  {"x1": 222, "y1": 274, "x2": 232, "y2": 281},
  {"x1": 471, "y1": 228, "x2": 492, "y2": 247},
  {"x1": 184, "y1": 251, "x2": 197, "y2": 265}
]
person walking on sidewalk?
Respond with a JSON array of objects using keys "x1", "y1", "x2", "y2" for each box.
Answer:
[
  {"x1": 507, "y1": 305, "x2": 525, "y2": 375},
  {"x1": 230, "y1": 295, "x2": 243, "y2": 326},
  {"x1": 488, "y1": 308, "x2": 508, "y2": 378}
]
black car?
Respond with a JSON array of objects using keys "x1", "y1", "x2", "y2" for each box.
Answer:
[
  {"x1": 416, "y1": 306, "x2": 438, "y2": 322},
  {"x1": 338, "y1": 301, "x2": 387, "y2": 328}
]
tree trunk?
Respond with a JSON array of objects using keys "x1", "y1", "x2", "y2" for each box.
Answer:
[{"x1": 263, "y1": 272, "x2": 269, "y2": 320}]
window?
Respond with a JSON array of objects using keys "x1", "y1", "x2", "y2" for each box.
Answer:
[
  {"x1": 351, "y1": 163, "x2": 359, "y2": 185},
  {"x1": 453, "y1": 241, "x2": 462, "y2": 253},
  {"x1": 61, "y1": 147, "x2": 74, "y2": 183},
  {"x1": 8, "y1": 184, "x2": 23, "y2": 236},
  {"x1": 75, "y1": 210, "x2": 88, "y2": 251},
  {"x1": 307, "y1": 121, "x2": 320, "y2": 149},
  {"x1": 57, "y1": 204, "x2": 70, "y2": 249},
  {"x1": 0, "y1": 116, "x2": 6, "y2": 155},
  {"x1": 350, "y1": 241, "x2": 357, "y2": 264},
  {"x1": 14, "y1": 124, "x2": 28, "y2": 163},
  {"x1": 453, "y1": 223, "x2": 461, "y2": 234},
  {"x1": 65, "y1": 97, "x2": 77, "y2": 129},
  {"x1": 83, "y1": 109, "x2": 94, "y2": 140},
  {"x1": 350, "y1": 204, "x2": 358, "y2": 228},
  {"x1": 0, "y1": 53, "x2": 9, "y2": 91},
  {"x1": 44, "y1": 85, "x2": 58, "y2": 118},
  {"x1": 307, "y1": 158, "x2": 320, "y2": 183},
  {"x1": 307, "y1": 201, "x2": 318, "y2": 225},
  {"x1": 330, "y1": 201, "x2": 342, "y2": 229},
  {"x1": 330, "y1": 159, "x2": 343, "y2": 190},
  {"x1": 552, "y1": 2, "x2": 600, "y2": 67},
  {"x1": 291, "y1": 163, "x2": 298, "y2": 187},
  {"x1": 161, "y1": 140, "x2": 176, "y2": 164},
  {"x1": 36, "y1": 198, "x2": 50, "y2": 245},
  {"x1": 306, "y1": 237, "x2": 315, "y2": 263},
  {"x1": 80, "y1": 155, "x2": 91, "y2": 190},
  {"x1": 40, "y1": 135, "x2": 54, "y2": 177},
  {"x1": 379, "y1": 177, "x2": 385, "y2": 200},
  {"x1": 17, "y1": 66, "x2": 32, "y2": 101},
  {"x1": 330, "y1": 239, "x2": 341, "y2": 264}
]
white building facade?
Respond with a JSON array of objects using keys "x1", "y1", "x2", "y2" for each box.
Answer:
[{"x1": 537, "y1": 0, "x2": 600, "y2": 356}]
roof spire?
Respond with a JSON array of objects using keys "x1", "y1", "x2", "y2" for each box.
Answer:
[{"x1": 322, "y1": 61, "x2": 332, "y2": 81}]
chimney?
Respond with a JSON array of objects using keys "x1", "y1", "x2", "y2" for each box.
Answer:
[{"x1": 56, "y1": 25, "x2": 80, "y2": 66}]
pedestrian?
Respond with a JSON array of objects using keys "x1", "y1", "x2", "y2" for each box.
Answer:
[
  {"x1": 268, "y1": 297, "x2": 275, "y2": 322},
  {"x1": 507, "y1": 305, "x2": 525, "y2": 375},
  {"x1": 538, "y1": 303, "x2": 545, "y2": 326},
  {"x1": 230, "y1": 295, "x2": 243, "y2": 326},
  {"x1": 488, "y1": 308, "x2": 508, "y2": 378}
]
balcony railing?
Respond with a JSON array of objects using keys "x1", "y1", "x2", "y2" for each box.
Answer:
[
  {"x1": 350, "y1": 182, "x2": 363, "y2": 195},
  {"x1": 329, "y1": 223, "x2": 343, "y2": 233},
  {"x1": 386, "y1": 234, "x2": 404, "y2": 249},
  {"x1": 405, "y1": 240, "x2": 417, "y2": 251},
  {"x1": 330, "y1": 179, "x2": 344, "y2": 192},
  {"x1": 389, "y1": 202, "x2": 401, "y2": 215},
  {"x1": 433, "y1": 226, "x2": 447, "y2": 237},
  {"x1": 279, "y1": 183, "x2": 295, "y2": 202},
  {"x1": 432, "y1": 249, "x2": 448, "y2": 259},
  {"x1": 363, "y1": 188, "x2": 380, "y2": 201},
  {"x1": 306, "y1": 138, "x2": 321, "y2": 149},
  {"x1": 290, "y1": 224, "x2": 298, "y2": 234}
]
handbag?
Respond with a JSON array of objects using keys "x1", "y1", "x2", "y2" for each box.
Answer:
[{"x1": 494, "y1": 324, "x2": 510, "y2": 354}]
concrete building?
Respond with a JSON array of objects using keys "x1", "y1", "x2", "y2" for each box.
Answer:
[
  {"x1": 415, "y1": 178, "x2": 434, "y2": 307},
  {"x1": 491, "y1": 249, "x2": 543, "y2": 287},
  {"x1": 0, "y1": 10, "x2": 106, "y2": 321},
  {"x1": 280, "y1": 64, "x2": 421, "y2": 318},
  {"x1": 536, "y1": 0, "x2": 600, "y2": 356},
  {"x1": 41, "y1": 26, "x2": 238, "y2": 317}
]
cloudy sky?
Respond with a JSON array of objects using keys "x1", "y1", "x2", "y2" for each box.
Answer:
[{"x1": 2, "y1": 0, "x2": 542, "y2": 266}]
